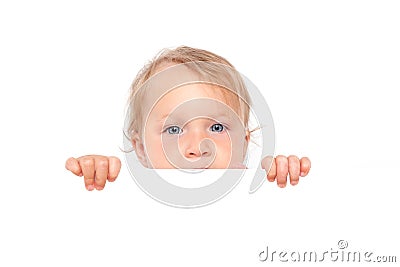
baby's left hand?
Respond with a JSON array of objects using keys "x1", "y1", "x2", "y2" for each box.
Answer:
[{"x1": 262, "y1": 156, "x2": 311, "y2": 188}]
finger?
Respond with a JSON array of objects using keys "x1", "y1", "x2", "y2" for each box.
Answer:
[
  {"x1": 80, "y1": 157, "x2": 95, "y2": 191},
  {"x1": 275, "y1": 155, "x2": 288, "y2": 188},
  {"x1": 107, "y1": 156, "x2": 121, "y2": 182},
  {"x1": 288, "y1": 155, "x2": 300, "y2": 185},
  {"x1": 65, "y1": 157, "x2": 82, "y2": 176},
  {"x1": 262, "y1": 156, "x2": 276, "y2": 182},
  {"x1": 300, "y1": 157, "x2": 311, "y2": 177},
  {"x1": 94, "y1": 157, "x2": 109, "y2": 190}
]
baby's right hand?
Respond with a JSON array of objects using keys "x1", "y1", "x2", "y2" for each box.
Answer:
[{"x1": 65, "y1": 155, "x2": 121, "y2": 191}]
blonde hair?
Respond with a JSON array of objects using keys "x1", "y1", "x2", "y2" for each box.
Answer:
[{"x1": 127, "y1": 46, "x2": 253, "y2": 139}]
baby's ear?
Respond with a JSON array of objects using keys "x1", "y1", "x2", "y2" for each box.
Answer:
[
  {"x1": 131, "y1": 132, "x2": 149, "y2": 168},
  {"x1": 245, "y1": 129, "x2": 251, "y2": 142},
  {"x1": 242, "y1": 129, "x2": 251, "y2": 158}
]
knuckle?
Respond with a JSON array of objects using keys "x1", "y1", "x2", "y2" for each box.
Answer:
[
  {"x1": 261, "y1": 156, "x2": 273, "y2": 169},
  {"x1": 301, "y1": 158, "x2": 311, "y2": 168},
  {"x1": 81, "y1": 158, "x2": 93, "y2": 167},
  {"x1": 65, "y1": 157, "x2": 74, "y2": 167},
  {"x1": 109, "y1": 156, "x2": 121, "y2": 164},
  {"x1": 276, "y1": 156, "x2": 288, "y2": 166},
  {"x1": 97, "y1": 159, "x2": 109, "y2": 169},
  {"x1": 276, "y1": 155, "x2": 286, "y2": 160}
]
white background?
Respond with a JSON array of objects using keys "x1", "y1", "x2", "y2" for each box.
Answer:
[{"x1": 1, "y1": 0, "x2": 399, "y2": 266}]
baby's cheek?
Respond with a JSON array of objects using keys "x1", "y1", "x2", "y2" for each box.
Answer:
[
  {"x1": 214, "y1": 138, "x2": 233, "y2": 167},
  {"x1": 144, "y1": 134, "x2": 171, "y2": 168},
  {"x1": 225, "y1": 134, "x2": 247, "y2": 164}
]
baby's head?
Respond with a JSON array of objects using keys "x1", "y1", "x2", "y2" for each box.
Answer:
[{"x1": 127, "y1": 46, "x2": 253, "y2": 169}]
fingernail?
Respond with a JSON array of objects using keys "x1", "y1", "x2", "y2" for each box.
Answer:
[
  {"x1": 278, "y1": 183, "x2": 286, "y2": 188},
  {"x1": 87, "y1": 184, "x2": 94, "y2": 191},
  {"x1": 300, "y1": 172, "x2": 305, "y2": 177},
  {"x1": 291, "y1": 181, "x2": 298, "y2": 185},
  {"x1": 95, "y1": 185, "x2": 104, "y2": 191}
]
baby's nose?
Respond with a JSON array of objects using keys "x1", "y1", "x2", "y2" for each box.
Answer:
[{"x1": 181, "y1": 130, "x2": 212, "y2": 159}]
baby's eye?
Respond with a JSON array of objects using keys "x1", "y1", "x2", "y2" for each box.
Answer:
[
  {"x1": 165, "y1": 126, "x2": 182, "y2": 135},
  {"x1": 210, "y1": 123, "x2": 224, "y2": 132}
]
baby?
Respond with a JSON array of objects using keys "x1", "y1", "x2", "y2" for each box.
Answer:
[{"x1": 65, "y1": 46, "x2": 311, "y2": 191}]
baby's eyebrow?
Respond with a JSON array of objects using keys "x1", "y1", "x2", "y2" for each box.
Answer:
[
  {"x1": 157, "y1": 113, "x2": 234, "y2": 123},
  {"x1": 157, "y1": 113, "x2": 170, "y2": 121}
]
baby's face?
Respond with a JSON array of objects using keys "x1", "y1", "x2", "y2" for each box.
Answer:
[{"x1": 139, "y1": 83, "x2": 249, "y2": 169}]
